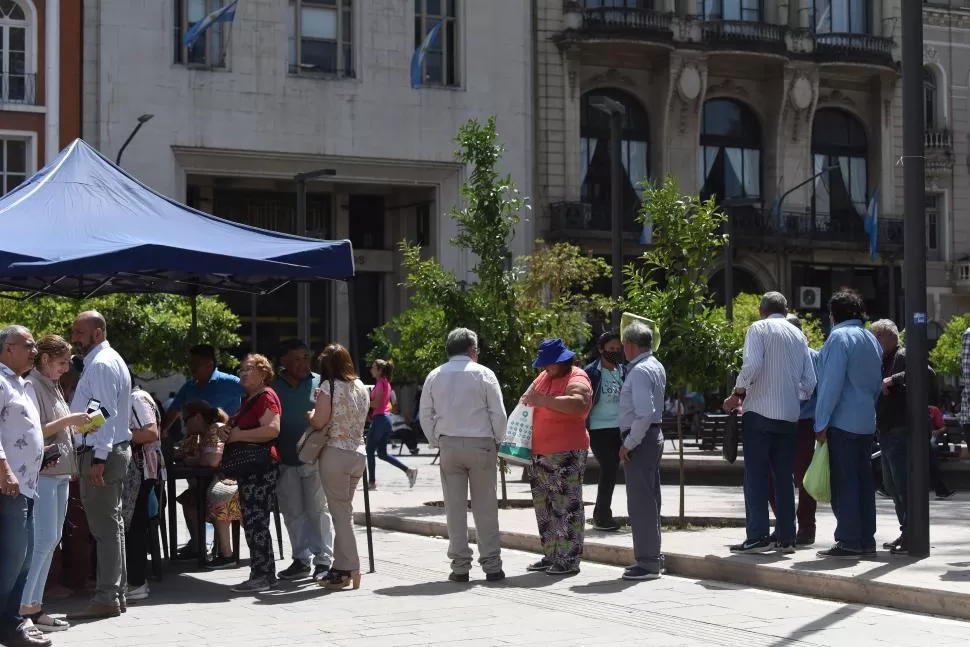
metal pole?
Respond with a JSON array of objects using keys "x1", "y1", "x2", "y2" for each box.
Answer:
[
  {"x1": 296, "y1": 178, "x2": 310, "y2": 345},
  {"x1": 902, "y1": 0, "x2": 929, "y2": 558},
  {"x1": 610, "y1": 110, "x2": 623, "y2": 329},
  {"x1": 347, "y1": 276, "x2": 374, "y2": 571},
  {"x1": 250, "y1": 293, "x2": 258, "y2": 353},
  {"x1": 189, "y1": 293, "x2": 198, "y2": 345},
  {"x1": 725, "y1": 212, "x2": 734, "y2": 321},
  {"x1": 115, "y1": 114, "x2": 154, "y2": 165}
]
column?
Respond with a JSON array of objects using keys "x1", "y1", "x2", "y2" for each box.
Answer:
[
  {"x1": 798, "y1": 0, "x2": 811, "y2": 28},
  {"x1": 45, "y1": 0, "x2": 60, "y2": 161}
]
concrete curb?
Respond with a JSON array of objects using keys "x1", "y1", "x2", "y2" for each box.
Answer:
[{"x1": 354, "y1": 511, "x2": 970, "y2": 621}]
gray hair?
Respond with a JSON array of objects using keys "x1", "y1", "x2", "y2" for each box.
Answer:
[
  {"x1": 870, "y1": 319, "x2": 899, "y2": 338},
  {"x1": 0, "y1": 325, "x2": 30, "y2": 348},
  {"x1": 760, "y1": 291, "x2": 788, "y2": 316},
  {"x1": 622, "y1": 321, "x2": 653, "y2": 351},
  {"x1": 445, "y1": 328, "x2": 478, "y2": 357},
  {"x1": 785, "y1": 313, "x2": 802, "y2": 331}
]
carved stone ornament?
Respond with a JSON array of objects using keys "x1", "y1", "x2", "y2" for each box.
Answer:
[
  {"x1": 677, "y1": 64, "x2": 701, "y2": 102},
  {"x1": 587, "y1": 68, "x2": 636, "y2": 88},
  {"x1": 707, "y1": 77, "x2": 750, "y2": 99},
  {"x1": 924, "y1": 46, "x2": 939, "y2": 64},
  {"x1": 789, "y1": 75, "x2": 813, "y2": 111},
  {"x1": 818, "y1": 89, "x2": 856, "y2": 109}
]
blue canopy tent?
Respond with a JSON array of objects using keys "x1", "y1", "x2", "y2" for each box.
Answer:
[{"x1": 0, "y1": 138, "x2": 355, "y2": 296}]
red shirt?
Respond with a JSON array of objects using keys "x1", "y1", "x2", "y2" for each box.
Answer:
[
  {"x1": 229, "y1": 388, "x2": 282, "y2": 461},
  {"x1": 929, "y1": 405, "x2": 945, "y2": 434},
  {"x1": 531, "y1": 366, "x2": 592, "y2": 455}
]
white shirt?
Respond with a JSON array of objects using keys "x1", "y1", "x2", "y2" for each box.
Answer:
[
  {"x1": 72, "y1": 341, "x2": 132, "y2": 460},
  {"x1": 0, "y1": 362, "x2": 44, "y2": 498},
  {"x1": 735, "y1": 314, "x2": 817, "y2": 423},
  {"x1": 419, "y1": 356, "x2": 508, "y2": 448}
]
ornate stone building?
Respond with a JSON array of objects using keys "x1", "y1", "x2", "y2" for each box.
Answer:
[{"x1": 535, "y1": 0, "x2": 905, "y2": 322}]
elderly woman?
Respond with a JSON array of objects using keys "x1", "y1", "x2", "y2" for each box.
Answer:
[
  {"x1": 224, "y1": 354, "x2": 282, "y2": 594},
  {"x1": 308, "y1": 344, "x2": 370, "y2": 591},
  {"x1": 521, "y1": 338, "x2": 593, "y2": 575}
]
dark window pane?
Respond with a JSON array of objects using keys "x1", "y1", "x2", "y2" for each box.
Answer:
[
  {"x1": 446, "y1": 22, "x2": 456, "y2": 85},
  {"x1": 349, "y1": 195, "x2": 386, "y2": 249},
  {"x1": 9, "y1": 26, "x2": 25, "y2": 51},
  {"x1": 342, "y1": 44, "x2": 353, "y2": 75},
  {"x1": 302, "y1": 39, "x2": 337, "y2": 72},
  {"x1": 6, "y1": 140, "x2": 26, "y2": 173},
  {"x1": 415, "y1": 16, "x2": 423, "y2": 47},
  {"x1": 8, "y1": 51, "x2": 25, "y2": 74},
  {"x1": 342, "y1": 8, "x2": 352, "y2": 43},
  {"x1": 425, "y1": 51, "x2": 443, "y2": 84},
  {"x1": 5, "y1": 174, "x2": 25, "y2": 195},
  {"x1": 415, "y1": 0, "x2": 422, "y2": 15},
  {"x1": 447, "y1": 0, "x2": 456, "y2": 16},
  {"x1": 427, "y1": 0, "x2": 442, "y2": 16},
  {"x1": 186, "y1": 29, "x2": 208, "y2": 63}
]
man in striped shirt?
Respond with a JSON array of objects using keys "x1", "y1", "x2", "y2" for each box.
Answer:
[{"x1": 723, "y1": 292, "x2": 817, "y2": 554}]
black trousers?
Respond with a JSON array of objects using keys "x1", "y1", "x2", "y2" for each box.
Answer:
[
  {"x1": 588, "y1": 428, "x2": 622, "y2": 525},
  {"x1": 124, "y1": 479, "x2": 155, "y2": 588}
]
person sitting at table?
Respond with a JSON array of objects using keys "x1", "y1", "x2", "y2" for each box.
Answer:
[{"x1": 173, "y1": 400, "x2": 240, "y2": 568}]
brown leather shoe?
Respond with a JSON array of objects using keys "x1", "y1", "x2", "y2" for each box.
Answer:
[
  {"x1": 66, "y1": 601, "x2": 121, "y2": 621},
  {"x1": 3, "y1": 629, "x2": 52, "y2": 647}
]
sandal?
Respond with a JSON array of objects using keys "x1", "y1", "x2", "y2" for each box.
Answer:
[{"x1": 33, "y1": 612, "x2": 71, "y2": 633}]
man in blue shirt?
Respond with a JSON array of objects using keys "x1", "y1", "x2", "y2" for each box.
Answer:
[
  {"x1": 584, "y1": 331, "x2": 626, "y2": 532},
  {"x1": 813, "y1": 289, "x2": 883, "y2": 559},
  {"x1": 272, "y1": 339, "x2": 333, "y2": 582},
  {"x1": 164, "y1": 345, "x2": 244, "y2": 435}
]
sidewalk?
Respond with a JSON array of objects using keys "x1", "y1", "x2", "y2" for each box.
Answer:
[{"x1": 359, "y1": 454, "x2": 970, "y2": 620}]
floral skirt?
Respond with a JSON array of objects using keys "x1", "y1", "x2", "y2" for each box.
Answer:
[{"x1": 176, "y1": 477, "x2": 241, "y2": 523}]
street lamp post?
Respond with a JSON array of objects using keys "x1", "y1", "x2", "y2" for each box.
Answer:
[
  {"x1": 115, "y1": 114, "x2": 154, "y2": 165},
  {"x1": 294, "y1": 169, "x2": 337, "y2": 346},
  {"x1": 590, "y1": 96, "x2": 627, "y2": 330}
]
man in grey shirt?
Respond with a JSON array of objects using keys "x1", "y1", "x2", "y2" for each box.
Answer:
[{"x1": 617, "y1": 321, "x2": 667, "y2": 581}]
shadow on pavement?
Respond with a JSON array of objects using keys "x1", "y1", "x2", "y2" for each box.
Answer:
[
  {"x1": 568, "y1": 579, "x2": 642, "y2": 595},
  {"x1": 252, "y1": 582, "x2": 335, "y2": 605}
]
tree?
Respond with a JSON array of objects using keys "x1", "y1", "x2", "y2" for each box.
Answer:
[
  {"x1": 624, "y1": 178, "x2": 735, "y2": 526},
  {"x1": 930, "y1": 313, "x2": 970, "y2": 378},
  {"x1": 0, "y1": 293, "x2": 241, "y2": 375},
  {"x1": 717, "y1": 293, "x2": 826, "y2": 372}
]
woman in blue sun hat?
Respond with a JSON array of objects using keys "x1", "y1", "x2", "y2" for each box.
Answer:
[{"x1": 519, "y1": 339, "x2": 593, "y2": 575}]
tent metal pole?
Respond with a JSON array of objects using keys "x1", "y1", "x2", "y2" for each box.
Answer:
[
  {"x1": 296, "y1": 177, "x2": 310, "y2": 345},
  {"x1": 250, "y1": 293, "x2": 258, "y2": 353},
  {"x1": 189, "y1": 292, "x2": 198, "y2": 345},
  {"x1": 347, "y1": 277, "x2": 374, "y2": 572}
]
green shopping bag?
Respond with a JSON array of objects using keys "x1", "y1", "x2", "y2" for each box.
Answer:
[{"x1": 802, "y1": 441, "x2": 831, "y2": 504}]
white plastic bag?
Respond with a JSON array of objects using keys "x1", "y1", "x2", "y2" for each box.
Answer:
[{"x1": 498, "y1": 404, "x2": 534, "y2": 466}]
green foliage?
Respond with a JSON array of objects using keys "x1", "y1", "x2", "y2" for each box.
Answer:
[
  {"x1": 369, "y1": 117, "x2": 612, "y2": 409},
  {"x1": 0, "y1": 293, "x2": 241, "y2": 375},
  {"x1": 624, "y1": 177, "x2": 734, "y2": 394},
  {"x1": 716, "y1": 293, "x2": 826, "y2": 372},
  {"x1": 930, "y1": 313, "x2": 970, "y2": 377}
]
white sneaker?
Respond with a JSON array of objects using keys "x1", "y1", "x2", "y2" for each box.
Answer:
[
  {"x1": 407, "y1": 468, "x2": 418, "y2": 488},
  {"x1": 127, "y1": 583, "x2": 150, "y2": 601}
]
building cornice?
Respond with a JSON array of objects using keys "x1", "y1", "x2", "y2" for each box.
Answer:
[{"x1": 924, "y1": 7, "x2": 970, "y2": 29}]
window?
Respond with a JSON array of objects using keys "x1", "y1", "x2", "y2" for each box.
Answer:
[
  {"x1": 926, "y1": 194, "x2": 940, "y2": 260},
  {"x1": 582, "y1": 0, "x2": 653, "y2": 7},
  {"x1": 698, "y1": 99, "x2": 762, "y2": 202},
  {"x1": 288, "y1": 0, "x2": 353, "y2": 77},
  {"x1": 580, "y1": 88, "x2": 650, "y2": 231},
  {"x1": 414, "y1": 0, "x2": 458, "y2": 87},
  {"x1": 813, "y1": 0, "x2": 868, "y2": 34},
  {"x1": 924, "y1": 67, "x2": 938, "y2": 130},
  {"x1": 0, "y1": 138, "x2": 27, "y2": 195},
  {"x1": 701, "y1": 0, "x2": 762, "y2": 21},
  {"x1": 0, "y1": 0, "x2": 29, "y2": 102},
  {"x1": 811, "y1": 108, "x2": 868, "y2": 222},
  {"x1": 174, "y1": 0, "x2": 228, "y2": 67}
]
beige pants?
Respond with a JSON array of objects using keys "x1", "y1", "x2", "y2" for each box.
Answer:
[
  {"x1": 438, "y1": 436, "x2": 502, "y2": 575},
  {"x1": 318, "y1": 446, "x2": 365, "y2": 572}
]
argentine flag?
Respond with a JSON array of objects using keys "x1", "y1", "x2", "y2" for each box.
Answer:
[
  {"x1": 411, "y1": 21, "x2": 443, "y2": 88},
  {"x1": 863, "y1": 189, "x2": 878, "y2": 261},
  {"x1": 184, "y1": 0, "x2": 239, "y2": 47}
]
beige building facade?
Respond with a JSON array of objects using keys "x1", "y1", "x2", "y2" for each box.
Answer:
[{"x1": 536, "y1": 0, "x2": 908, "y2": 323}]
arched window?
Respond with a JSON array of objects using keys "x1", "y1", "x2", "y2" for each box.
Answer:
[
  {"x1": 701, "y1": 0, "x2": 761, "y2": 22},
  {"x1": 811, "y1": 108, "x2": 868, "y2": 220},
  {"x1": 813, "y1": 0, "x2": 868, "y2": 35},
  {"x1": 698, "y1": 98, "x2": 762, "y2": 202},
  {"x1": 580, "y1": 88, "x2": 650, "y2": 231},
  {"x1": 0, "y1": 0, "x2": 28, "y2": 102},
  {"x1": 924, "y1": 67, "x2": 938, "y2": 130}
]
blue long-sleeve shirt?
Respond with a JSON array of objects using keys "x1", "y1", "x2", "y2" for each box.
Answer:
[
  {"x1": 814, "y1": 320, "x2": 883, "y2": 435},
  {"x1": 799, "y1": 349, "x2": 819, "y2": 421}
]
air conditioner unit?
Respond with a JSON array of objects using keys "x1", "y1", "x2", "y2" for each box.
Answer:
[{"x1": 797, "y1": 286, "x2": 822, "y2": 310}]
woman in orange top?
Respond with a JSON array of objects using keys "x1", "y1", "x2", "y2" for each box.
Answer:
[{"x1": 520, "y1": 339, "x2": 593, "y2": 575}]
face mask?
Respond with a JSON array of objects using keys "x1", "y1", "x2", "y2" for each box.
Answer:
[{"x1": 601, "y1": 351, "x2": 624, "y2": 366}]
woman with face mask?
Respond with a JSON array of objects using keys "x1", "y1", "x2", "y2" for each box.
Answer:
[{"x1": 583, "y1": 332, "x2": 626, "y2": 532}]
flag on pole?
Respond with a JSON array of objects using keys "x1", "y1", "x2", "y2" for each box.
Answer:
[
  {"x1": 183, "y1": 0, "x2": 239, "y2": 47},
  {"x1": 771, "y1": 194, "x2": 782, "y2": 229},
  {"x1": 411, "y1": 20, "x2": 443, "y2": 89},
  {"x1": 863, "y1": 189, "x2": 879, "y2": 261},
  {"x1": 640, "y1": 218, "x2": 653, "y2": 245}
]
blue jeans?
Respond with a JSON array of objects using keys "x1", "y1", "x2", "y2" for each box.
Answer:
[
  {"x1": 742, "y1": 412, "x2": 797, "y2": 542},
  {"x1": 0, "y1": 495, "x2": 33, "y2": 638},
  {"x1": 879, "y1": 428, "x2": 908, "y2": 533},
  {"x1": 366, "y1": 414, "x2": 409, "y2": 483},
  {"x1": 829, "y1": 428, "x2": 877, "y2": 551},
  {"x1": 22, "y1": 476, "x2": 70, "y2": 608}
]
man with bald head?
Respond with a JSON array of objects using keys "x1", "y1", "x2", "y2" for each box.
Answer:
[{"x1": 67, "y1": 311, "x2": 132, "y2": 621}]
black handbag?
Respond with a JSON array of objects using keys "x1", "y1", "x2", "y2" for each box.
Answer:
[
  {"x1": 722, "y1": 410, "x2": 740, "y2": 464},
  {"x1": 220, "y1": 391, "x2": 275, "y2": 478}
]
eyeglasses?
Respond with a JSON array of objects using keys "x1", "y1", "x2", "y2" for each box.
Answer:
[
  {"x1": 5, "y1": 341, "x2": 36, "y2": 351},
  {"x1": 238, "y1": 366, "x2": 253, "y2": 374}
]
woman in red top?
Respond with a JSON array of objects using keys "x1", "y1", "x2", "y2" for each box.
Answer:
[
  {"x1": 520, "y1": 339, "x2": 593, "y2": 575},
  {"x1": 224, "y1": 353, "x2": 282, "y2": 594}
]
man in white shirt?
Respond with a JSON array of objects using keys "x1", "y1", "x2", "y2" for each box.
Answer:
[
  {"x1": 722, "y1": 292, "x2": 816, "y2": 555},
  {"x1": 419, "y1": 328, "x2": 508, "y2": 583},
  {"x1": 0, "y1": 325, "x2": 51, "y2": 647},
  {"x1": 67, "y1": 311, "x2": 133, "y2": 621}
]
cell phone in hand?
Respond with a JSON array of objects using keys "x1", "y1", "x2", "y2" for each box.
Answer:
[{"x1": 42, "y1": 445, "x2": 62, "y2": 469}]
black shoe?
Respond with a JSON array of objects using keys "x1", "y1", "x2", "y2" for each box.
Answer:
[
  {"x1": 936, "y1": 490, "x2": 956, "y2": 500},
  {"x1": 312, "y1": 565, "x2": 331, "y2": 583},
  {"x1": 775, "y1": 541, "x2": 796, "y2": 555},
  {"x1": 795, "y1": 534, "x2": 815, "y2": 546},
  {"x1": 448, "y1": 572, "x2": 470, "y2": 583},
  {"x1": 175, "y1": 544, "x2": 200, "y2": 560},
  {"x1": 485, "y1": 570, "x2": 506, "y2": 582},
  {"x1": 205, "y1": 554, "x2": 238, "y2": 570},
  {"x1": 547, "y1": 564, "x2": 581, "y2": 576},
  {"x1": 882, "y1": 534, "x2": 903, "y2": 550},
  {"x1": 816, "y1": 543, "x2": 864, "y2": 559},
  {"x1": 890, "y1": 543, "x2": 909, "y2": 556},
  {"x1": 593, "y1": 517, "x2": 622, "y2": 532},
  {"x1": 729, "y1": 537, "x2": 774, "y2": 554},
  {"x1": 622, "y1": 566, "x2": 661, "y2": 581},
  {"x1": 278, "y1": 560, "x2": 311, "y2": 580},
  {"x1": 526, "y1": 559, "x2": 551, "y2": 572}
]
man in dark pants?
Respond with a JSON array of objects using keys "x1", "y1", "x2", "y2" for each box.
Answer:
[
  {"x1": 617, "y1": 321, "x2": 666, "y2": 580},
  {"x1": 583, "y1": 331, "x2": 626, "y2": 532}
]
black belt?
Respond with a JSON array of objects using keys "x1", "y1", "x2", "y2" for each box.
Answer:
[{"x1": 620, "y1": 424, "x2": 661, "y2": 441}]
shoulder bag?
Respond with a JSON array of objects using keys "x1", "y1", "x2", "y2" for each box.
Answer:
[
  {"x1": 221, "y1": 391, "x2": 276, "y2": 478},
  {"x1": 297, "y1": 378, "x2": 335, "y2": 465}
]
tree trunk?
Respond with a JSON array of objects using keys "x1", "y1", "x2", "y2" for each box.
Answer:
[{"x1": 677, "y1": 393, "x2": 686, "y2": 528}]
